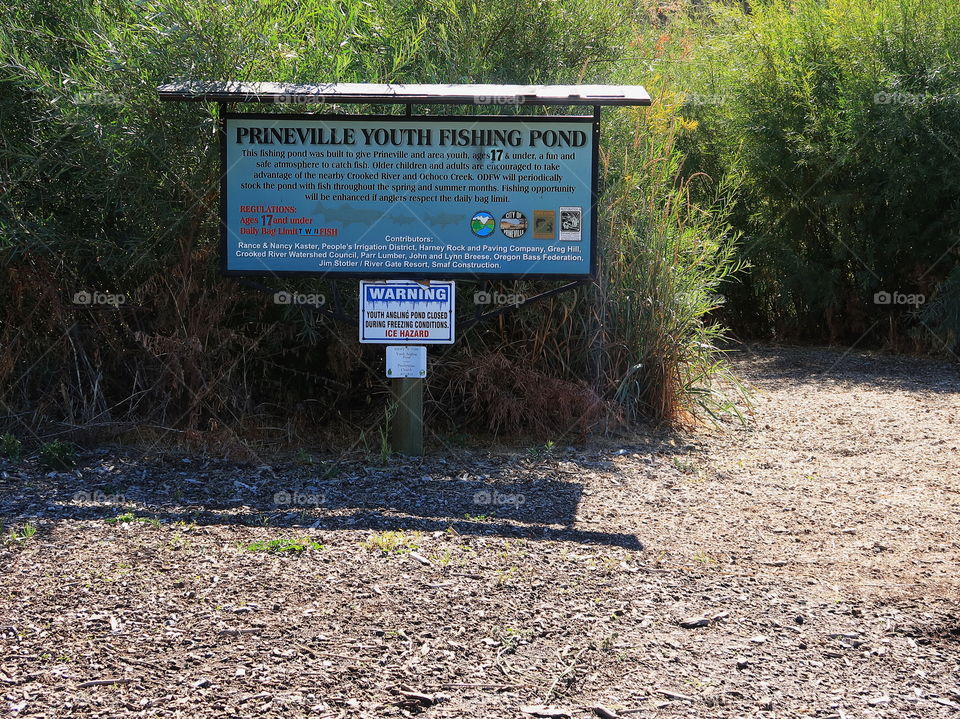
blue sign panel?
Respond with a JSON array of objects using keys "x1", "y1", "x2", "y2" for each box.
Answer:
[{"x1": 222, "y1": 114, "x2": 596, "y2": 279}]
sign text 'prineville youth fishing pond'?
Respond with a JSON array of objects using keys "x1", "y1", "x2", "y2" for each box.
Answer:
[{"x1": 222, "y1": 114, "x2": 597, "y2": 279}]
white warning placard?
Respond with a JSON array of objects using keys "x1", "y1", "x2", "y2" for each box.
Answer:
[{"x1": 386, "y1": 346, "x2": 427, "y2": 378}]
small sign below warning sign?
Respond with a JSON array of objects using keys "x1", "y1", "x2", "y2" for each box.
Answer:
[
  {"x1": 359, "y1": 280, "x2": 455, "y2": 344},
  {"x1": 386, "y1": 346, "x2": 427, "y2": 378}
]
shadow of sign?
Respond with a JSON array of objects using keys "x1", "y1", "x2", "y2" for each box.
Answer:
[{"x1": 33, "y1": 465, "x2": 642, "y2": 551}]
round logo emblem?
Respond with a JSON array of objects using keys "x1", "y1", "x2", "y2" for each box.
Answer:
[
  {"x1": 500, "y1": 210, "x2": 528, "y2": 239},
  {"x1": 471, "y1": 211, "x2": 495, "y2": 238}
]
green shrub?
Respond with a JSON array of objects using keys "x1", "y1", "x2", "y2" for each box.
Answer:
[
  {"x1": 362, "y1": 530, "x2": 420, "y2": 554},
  {"x1": 4, "y1": 522, "x2": 37, "y2": 545},
  {"x1": 245, "y1": 537, "x2": 323, "y2": 553},
  {"x1": 598, "y1": 99, "x2": 747, "y2": 424},
  {"x1": 654, "y1": 0, "x2": 960, "y2": 346},
  {"x1": 919, "y1": 265, "x2": 960, "y2": 353},
  {"x1": 105, "y1": 512, "x2": 160, "y2": 527},
  {"x1": 0, "y1": 0, "x2": 746, "y2": 442},
  {"x1": 38, "y1": 440, "x2": 77, "y2": 470},
  {"x1": 0, "y1": 433, "x2": 21, "y2": 461}
]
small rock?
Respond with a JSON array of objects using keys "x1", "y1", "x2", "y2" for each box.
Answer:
[
  {"x1": 659, "y1": 690, "x2": 694, "y2": 702},
  {"x1": 520, "y1": 706, "x2": 570, "y2": 718},
  {"x1": 192, "y1": 678, "x2": 211, "y2": 689},
  {"x1": 736, "y1": 656, "x2": 750, "y2": 670},
  {"x1": 592, "y1": 706, "x2": 619, "y2": 719},
  {"x1": 398, "y1": 690, "x2": 435, "y2": 706},
  {"x1": 867, "y1": 696, "x2": 890, "y2": 706},
  {"x1": 758, "y1": 697, "x2": 774, "y2": 711},
  {"x1": 679, "y1": 616, "x2": 711, "y2": 629},
  {"x1": 749, "y1": 635, "x2": 769, "y2": 644},
  {"x1": 932, "y1": 697, "x2": 960, "y2": 709}
]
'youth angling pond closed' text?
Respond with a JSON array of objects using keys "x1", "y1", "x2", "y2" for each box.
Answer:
[{"x1": 222, "y1": 114, "x2": 596, "y2": 278}]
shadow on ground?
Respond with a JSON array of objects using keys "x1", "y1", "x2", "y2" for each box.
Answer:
[
  {"x1": 730, "y1": 344, "x2": 960, "y2": 393},
  {"x1": 2, "y1": 450, "x2": 649, "y2": 550}
]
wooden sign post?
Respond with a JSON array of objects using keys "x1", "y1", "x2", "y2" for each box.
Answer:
[
  {"x1": 392, "y1": 377, "x2": 424, "y2": 455},
  {"x1": 386, "y1": 345, "x2": 428, "y2": 455}
]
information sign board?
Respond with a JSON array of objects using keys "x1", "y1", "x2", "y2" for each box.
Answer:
[{"x1": 222, "y1": 115, "x2": 596, "y2": 279}]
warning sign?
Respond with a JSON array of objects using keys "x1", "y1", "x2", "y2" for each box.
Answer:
[{"x1": 359, "y1": 280, "x2": 455, "y2": 344}]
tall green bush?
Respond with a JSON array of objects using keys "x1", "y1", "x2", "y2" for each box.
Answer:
[
  {"x1": 661, "y1": 0, "x2": 960, "y2": 346},
  {"x1": 0, "y1": 0, "x2": 745, "y2": 443}
]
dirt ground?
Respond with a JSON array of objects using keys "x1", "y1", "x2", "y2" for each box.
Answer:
[{"x1": 2, "y1": 345, "x2": 959, "y2": 718}]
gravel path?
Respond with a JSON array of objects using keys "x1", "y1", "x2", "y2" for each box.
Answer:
[{"x1": 1, "y1": 345, "x2": 958, "y2": 718}]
